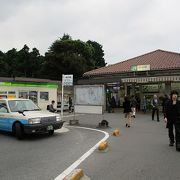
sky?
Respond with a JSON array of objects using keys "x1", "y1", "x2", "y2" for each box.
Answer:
[{"x1": 0, "y1": 0, "x2": 180, "y2": 65}]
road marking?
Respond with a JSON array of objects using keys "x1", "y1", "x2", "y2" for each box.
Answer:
[
  {"x1": 56, "y1": 127, "x2": 69, "y2": 133},
  {"x1": 62, "y1": 113, "x2": 85, "y2": 118},
  {"x1": 54, "y1": 126, "x2": 109, "y2": 180}
]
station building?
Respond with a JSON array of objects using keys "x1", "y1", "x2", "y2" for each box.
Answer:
[{"x1": 78, "y1": 49, "x2": 180, "y2": 109}]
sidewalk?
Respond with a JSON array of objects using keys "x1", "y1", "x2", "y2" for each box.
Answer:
[{"x1": 64, "y1": 111, "x2": 180, "y2": 180}]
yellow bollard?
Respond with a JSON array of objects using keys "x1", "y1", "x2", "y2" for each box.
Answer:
[
  {"x1": 112, "y1": 128, "x2": 120, "y2": 136},
  {"x1": 98, "y1": 141, "x2": 108, "y2": 151},
  {"x1": 64, "y1": 169, "x2": 84, "y2": 180}
]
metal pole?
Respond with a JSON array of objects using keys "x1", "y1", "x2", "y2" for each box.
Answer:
[{"x1": 61, "y1": 75, "x2": 64, "y2": 118}]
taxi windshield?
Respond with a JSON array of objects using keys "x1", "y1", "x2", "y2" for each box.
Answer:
[{"x1": 8, "y1": 100, "x2": 40, "y2": 112}]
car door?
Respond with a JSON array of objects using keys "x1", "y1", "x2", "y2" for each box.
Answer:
[{"x1": 0, "y1": 100, "x2": 10, "y2": 131}]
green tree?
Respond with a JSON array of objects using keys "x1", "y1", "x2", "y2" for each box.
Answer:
[
  {"x1": 3, "y1": 48, "x2": 17, "y2": 77},
  {"x1": 0, "y1": 34, "x2": 106, "y2": 80},
  {"x1": 29, "y1": 48, "x2": 44, "y2": 77},
  {"x1": 16, "y1": 45, "x2": 30, "y2": 77},
  {"x1": 86, "y1": 40, "x2": 106, "y2": 68},
  {"x1": 15, "y1": 45, "x2": 44, "y2": 77},
  {"x1": 43, "y1": 34, "x2": 95, "y2": 81},
  {"x1": 0, "y1": 50, "x2": 7, "y2": 76}
]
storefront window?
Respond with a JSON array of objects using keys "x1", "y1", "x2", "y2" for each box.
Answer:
[
  {"x1": 29, "y1": 91, "x2": 38, "y2": 104},
  {"x1": 0, "y1": 91, "x2": 7, "y2": 99},
  {"x1": 0, "y1": 95, "x2": 7, "y2": 99},
  {"x1": 19, "y1": 91, "x2": 29, "y2": 99},
  {"x1": 171, "y1": 83, "x2": 180, "y2": 94},
  {"x1": 40, "y1": 92, "x2": 49, "y2": 101},
  {"x1": 142, "y1": 84, "x2": 159, "y2": 93},
  {"x1": 8, "y1": 91, "x2": 16, "y2": 98},
  {"x1": 0, "y1": 91, "x2": 7, "y2": 94}
]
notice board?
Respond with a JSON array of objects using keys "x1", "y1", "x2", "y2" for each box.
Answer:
[{"x1": 74, "y1": 85, "x2": 105, "y2": 114}]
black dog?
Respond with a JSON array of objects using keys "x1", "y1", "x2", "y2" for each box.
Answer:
[{"x1": 99, "y1": 120, "x2": 109, "y2": 127}]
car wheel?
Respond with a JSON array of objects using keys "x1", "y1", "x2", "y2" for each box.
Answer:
[
  {"x1": 48, "y1": 130, "x2": 54, "y2": 135},
  {"x1": 15, "y1": 123, "x2": 24, "y2": 140}
]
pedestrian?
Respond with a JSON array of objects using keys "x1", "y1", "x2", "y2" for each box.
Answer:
[
  {"x1": 142, "y1": 96, "x2": 147, "y2": 113},
  {"x1": 48, "y1": 100, "x2": 56, "y2": 113},
  {"x1": 123, "y1": 96, "x2": 132, "y2": 127},
  {"x1": 136, "y1": 96, "x2": 141, "y2": 112},
  {"x1": 151, "y1": 94, "x2": 160, "y2": 121},
  {"x1": 110, "y1": 96, "x2": 116, "y2": 113},
  {"x1": 164, "y1": 90, "x2": 180, "y2": 151},
  {"x1": 69, "y1": 97, "x2": 72, "y2": 113},
  {"x1": 107, "y1": 97, "x2": 111, "y2": 113},
  {"x1": 131, "y1": 95, "x2": 137, "y2": 118},
  {"x1": 162, "y1": 94, "x2": 170, "y2": 117}
]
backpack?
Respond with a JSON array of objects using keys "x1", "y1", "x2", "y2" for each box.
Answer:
[{"x1": 47, "y1": 105, "x2": 50, "y2": 110}]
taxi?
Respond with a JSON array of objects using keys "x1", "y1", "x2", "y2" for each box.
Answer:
[{"x1": 0, "y1": 98, "x2": 64, "y2": 139}]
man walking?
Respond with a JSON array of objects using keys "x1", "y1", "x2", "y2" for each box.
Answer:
[
  {"x1": 151, "y1": 94, "x2": 160, "y2": 121},
  {"x1": 164, "y1": 90, "x2": 180, "y2": 150}
]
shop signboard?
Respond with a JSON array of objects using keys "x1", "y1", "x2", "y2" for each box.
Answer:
[{"x1": 130, "y1": 64, "x2": 150, "y2": 72}]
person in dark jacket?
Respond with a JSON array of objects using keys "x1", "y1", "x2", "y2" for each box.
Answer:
[
  {"x1": 142, "y1": 96, "x2": 147, "y2": 113},
  {"x1": 123, "y1": 96, "x2": 132, "y2": 127},
  {"x1": 69, "y1": 97, "x2": 73, "y2": 113},
  {"x1": 110, "y1": 96, "x2": 116, "y2": 113},
  {"x1": 164, "y1": 90, "x2": 180, "y2": 150},
  {"x1": 162, "y1": 94, "x2": 170, "y2": 117},
  {"x1": 48, "y1": 100, "x2": 56, "y2": 113},
  {"x1": 151, "y1": 94, "x2": 160, "y2": 121}
]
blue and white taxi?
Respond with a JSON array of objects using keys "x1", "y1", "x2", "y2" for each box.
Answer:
[{"x1": 0, "y1": 98, "x2": 64, "y2": 139}]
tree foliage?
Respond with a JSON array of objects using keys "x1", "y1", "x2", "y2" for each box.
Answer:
[
  {"x1": 0, "y1": 34, "x2": 106, "y2": 81},
  {"x1": 87, "y1": 40, "x2": 106, "y2": 68}
]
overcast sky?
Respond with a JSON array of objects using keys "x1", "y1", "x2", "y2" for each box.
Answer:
[{"x1": 0, "y1": 0, "x2": 180, "y2": 64}]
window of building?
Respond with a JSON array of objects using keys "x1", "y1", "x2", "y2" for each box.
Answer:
[
  {"x1": 0, "y1": 92, "x2": 7, "y2": 99},
  {"x1": 40, "y1": 92, "x2": 49, "y2": 101},
  {"x1": 19, "y1": 91, "x2": 29, "y2": 99},
  {"x1": 8, "y1": 91, "x2": 16, "y2": 98},
  {"x1": 171, "y1": 83, "x2": 180, "y2": 95},
  {"x1": 0, "y1": 91, "x2": 7, "y2": 94},
  {"x1": 29, "y1": 91, "x2": 38, "y2": 104}
]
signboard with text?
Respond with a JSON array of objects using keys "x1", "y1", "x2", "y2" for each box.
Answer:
[
  {"x1": 62, "y1": 74, "x2": 73, "y2": 86},
  {"x1": 130, "y1": 64, "x2": 150, "y2": 72}
]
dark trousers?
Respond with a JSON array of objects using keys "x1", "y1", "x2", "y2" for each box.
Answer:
[
  {"x1": 175, "y1": 122, "x2": 180, "y2": 148},
  {"x1": 152, "y1": 108, "x2": 159, "y2": 121},
  {"x1": 168, "y1": 122, "x2": 175, "y2": 143}
]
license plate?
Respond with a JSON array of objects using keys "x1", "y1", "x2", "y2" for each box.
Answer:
[{"x1": 47, "y1": 125, "x2": 53, "y2": 130}]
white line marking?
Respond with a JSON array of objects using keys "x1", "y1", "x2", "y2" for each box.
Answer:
[
  {"x1": 56, "y1": 127, "x2": 69, "y2": 133},
  {"x1": 54, "y1": 126, "x2": 109, "y2": 180},
  {"x1": 61, "y1": 114, "x2": 85, "y2": 119}
]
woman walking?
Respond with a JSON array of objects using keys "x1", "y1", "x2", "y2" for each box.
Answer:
[{"x1": 123, "y1": 96, "x2": 132, "y2": 127}]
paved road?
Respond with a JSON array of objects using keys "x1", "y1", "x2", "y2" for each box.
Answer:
[
  {"x1": 64, "y1": 111, "x2": 180, "y2": 180},
  {"x1": 0, "y1": 125, "x2": 104, "y2": 180},
  {"x1": 1, "y1": 111, "x2": 180, "y2": 180}
]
